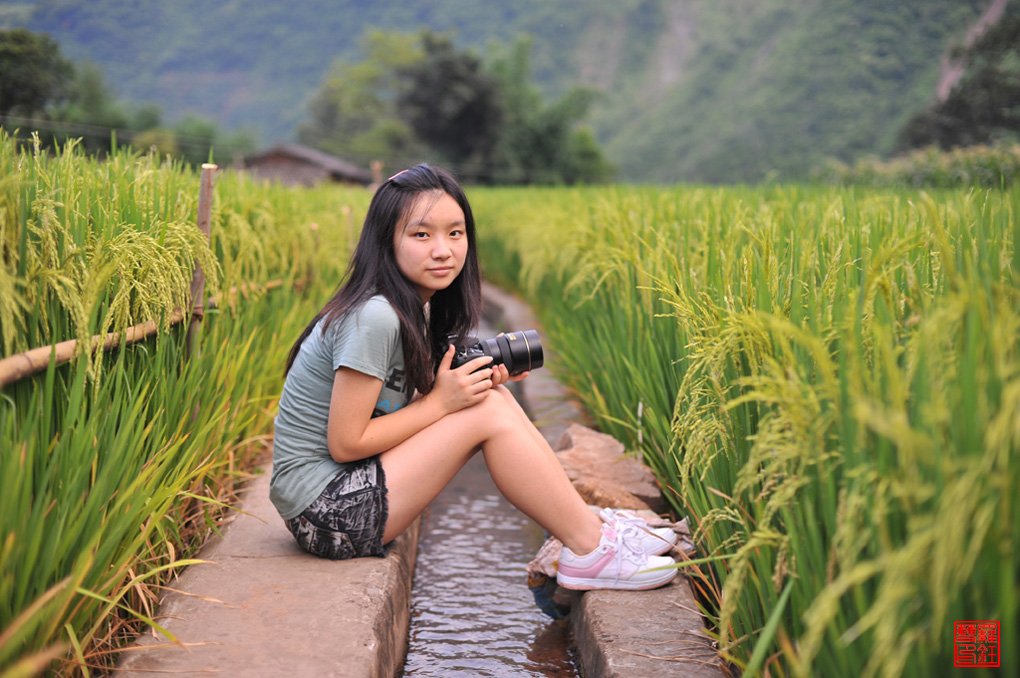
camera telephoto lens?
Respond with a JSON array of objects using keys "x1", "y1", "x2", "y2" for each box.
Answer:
[
  {"x1": 482, "y1": 329, "x2": 543, "y2": 375},
  {"x1": 450, "y1": 329, "x2": 544, "y2": 375}
]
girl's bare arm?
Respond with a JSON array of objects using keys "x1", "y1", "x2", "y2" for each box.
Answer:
[{"x1": 326, "y1": 345, "x2": 493, "y2": 462}]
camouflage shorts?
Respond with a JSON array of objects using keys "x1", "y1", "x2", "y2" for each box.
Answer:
[{"x1": 284, "y1": 457, "x2": 388, "y2": 560}]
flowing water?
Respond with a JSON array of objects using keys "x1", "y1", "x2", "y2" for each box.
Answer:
[
  {"x1": 399, "y1": 453, "x2": 578, "y2": 677},
  {"x1": 399, "y1": 307, "x2": 581, "y2": 677}
]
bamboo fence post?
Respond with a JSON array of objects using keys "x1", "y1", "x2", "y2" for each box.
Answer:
[
  {"x1": 187, "y1": 163, "x2": 217, "y2": 358},
  {"x1": 0, "y1": 282, "x2": 285, "y2": 388},
  {"x1": 0, "y1": 311, "x2": 186, "y2": 388}
]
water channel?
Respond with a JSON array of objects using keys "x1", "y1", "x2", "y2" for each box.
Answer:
[
  {"x1": 399, "y1": 454, "x2": 578, "y2": 677},
  {"x1": 400, "y1": 316, "x2": 579, "y2": 677}
]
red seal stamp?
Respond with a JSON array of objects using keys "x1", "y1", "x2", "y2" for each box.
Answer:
[{"x1": 954, "y1": 621, "x2": 1000, "y2": 668}]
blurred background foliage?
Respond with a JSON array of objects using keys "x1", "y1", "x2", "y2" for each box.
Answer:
[
  {"x1": 298, "y1": 30, "x2": 615, "y2": 184},
  {"x1": 0, "y1": 28, "x2": 255, "y2": 167},
  {"x1": 1, "y1": 0, "x2": 1018, "y2": 183}
]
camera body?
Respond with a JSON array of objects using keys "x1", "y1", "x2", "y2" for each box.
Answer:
[{"x1": 450, "y1": 329, "x2": 544, "y2": 376}]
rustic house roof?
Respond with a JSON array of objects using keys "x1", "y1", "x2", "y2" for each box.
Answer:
[{"x1": 244, "y1": 143, "x2": 374, "y2": 186}]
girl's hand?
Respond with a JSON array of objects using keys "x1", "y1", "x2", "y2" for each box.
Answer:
[
  {"x1": 489, "y1": 334, "x2": 531, "y2": 387},
  {"x1": 490, "y1": 363, "x2": 529, "y2": 388},
  {"x1": 429, "y1": 345, "x2": 494, "y2": 414}
]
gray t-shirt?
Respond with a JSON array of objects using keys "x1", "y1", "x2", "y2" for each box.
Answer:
[{"x1": 270, "y1": 295, "x2": 413, "y2": 520}]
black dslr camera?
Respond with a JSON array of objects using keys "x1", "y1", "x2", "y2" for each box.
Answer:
[{"x1": 450, "y1": 329, "x2": 544, "y2": 376}]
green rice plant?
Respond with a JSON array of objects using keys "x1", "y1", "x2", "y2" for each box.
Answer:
[
  {"x1": 0, "y1": 131, "x2": 371, "y2": 676},
  {"x1": 0, "y1": 135, "x2": 217, "y2": 382},
  {"x1": 472, "y1": 183, "x2": 1018, "y2": 676}
]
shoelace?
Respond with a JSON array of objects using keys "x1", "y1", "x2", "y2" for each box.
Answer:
[
  {"x1": 616, "y1": 523, "x2": 654, "y2": 554},
  {"x1": 604, "y1": 526, "x2": 646, "y2": 584},
  {"x1": 606, "y1": 508, "x2": 647, "y2": 530},
  {"x1": 606, "y1": 509, "x2": 670, "y2": 547}
]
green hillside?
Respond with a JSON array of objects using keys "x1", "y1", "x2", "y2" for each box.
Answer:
[
  {"x1": 594, "y1": 0, "x2": 998, "y2": 182},
  {"x1": 0, "y1": 0, "x2": 1003, "y2": 182}
]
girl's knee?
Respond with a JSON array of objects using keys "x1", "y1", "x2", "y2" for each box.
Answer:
[
  {"x1": 480, "y1": 387, "x2": 514, "y2": 413},
  {"x1": 493, "y1": 384, "x2": 514, "y2": 400},
  {"x1": 445, "y1": 389, "x2": 509, "y2": 425},
  {"x1": 449, "y1": 389, "x2": 527, "y2": 440},
  {"x1": 493, "y1": 384, "x2": 528, "y2": 414},
  {"x1": 472, "y1": 389, "x2": 518, "y2": 428}
]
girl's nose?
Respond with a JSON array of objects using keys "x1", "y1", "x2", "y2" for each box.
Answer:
[{"x1": 432, "y1": 238, "x2": 452, "y2": 258}]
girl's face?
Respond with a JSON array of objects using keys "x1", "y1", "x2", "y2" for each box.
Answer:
[{"x1": 393, "y1": 191, "x2": 468, "y2": 302}]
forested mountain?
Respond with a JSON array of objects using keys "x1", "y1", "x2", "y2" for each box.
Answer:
[{"x1": 0, "y1": 0, "x2": 1009, "y2": 182}]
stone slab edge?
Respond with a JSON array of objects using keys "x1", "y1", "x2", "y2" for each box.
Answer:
[
  {"x1": 115, "y1": 463, "x2": 420, "y2": 678},
  {"x1": 482, "y1": 282, "x2": 725, "y2": 678}
]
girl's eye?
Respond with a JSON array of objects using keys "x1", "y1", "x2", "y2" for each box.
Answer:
[
  {"x1": 412, "y1": 231, "x2": 429, "y2": 239},
  {"x1": 449, "y1": 229, "x2": 464, "y2": 237}
]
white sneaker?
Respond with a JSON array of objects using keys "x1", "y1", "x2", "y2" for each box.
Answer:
[
  {"x1": 556, "y1": 524, "x2": 677, "y2": 591},
  {"x1": 599, "y1": 508, "x2": 679, "y2": 556}
]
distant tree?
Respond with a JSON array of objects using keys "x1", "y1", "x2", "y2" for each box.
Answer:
[
  {"x1": 488, "y1": 38, "x2": 614, "y2": 184},
  {"x1": 298, "y1": 28, "x2": 613, "y2": 184},
  {"x1": 131, "y1": 103, "x2": 164, "y2": 132},
  {"x1": 0, "y1": 28, "x2": 73, "y2": 118},
  {"x1": 561, "y1": 127, "x2": 615, "y2": 184},
  {"x1": 171, "y1": 115, "x2": 218, "y2": 165},
  {"x1": 52, "y1": 61, "x2": 130, "y2": 150},
  {"x1": 298, "y1": 30, "x2": 424, "y2": 167},
  {"x1": 61, "y1": 62, "x2": 128, "y2": 127},
  {"x1": 0, "y1": 28, "x2": 251, "y2": 164},
  {"x1": 173, "y1": 114, "x2": 255, "y2": 167},
  {"x1": 396, "y1": 31, "x2": 503, "y2": 177},
  {"x1": 897, "y1": 14, "x2": 1020, "y2": 151}
]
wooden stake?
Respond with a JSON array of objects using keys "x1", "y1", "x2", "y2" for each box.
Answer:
[{"x1": 187, "y1": 164, "x2": 217, "y2": 358}]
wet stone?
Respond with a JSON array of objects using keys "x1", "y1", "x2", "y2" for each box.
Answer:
[{"x1": 554, "y1": 424, "x2": 665, "y2": 513}]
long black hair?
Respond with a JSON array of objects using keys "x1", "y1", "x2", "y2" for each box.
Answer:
[{"x1": 285, "y1": 164, "x2": 482, "y2": 395}]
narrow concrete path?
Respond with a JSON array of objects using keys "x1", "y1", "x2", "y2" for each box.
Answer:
[{"x1": 114, "y1": 471, "x2": 419, "y2": 678}]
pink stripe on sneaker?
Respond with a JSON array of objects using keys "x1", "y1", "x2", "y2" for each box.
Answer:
[{"x1": 558, "y1": 551, "x2": 616, "y2": 579}]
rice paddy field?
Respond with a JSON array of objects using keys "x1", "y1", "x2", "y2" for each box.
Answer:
[
  {"x1": 471, "y1": 183, "x2": 1018, "y2": 677},
  {"x1": 0, "y1": 133, "x2": 372, "y2": 676},
  {"x1": 1, "y1": 132, "x2": 1017, "y2": 677}
]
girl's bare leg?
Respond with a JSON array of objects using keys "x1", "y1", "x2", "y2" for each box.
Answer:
[
  {"x1": 492, "y1": 384, "x2": 561, "y2": 451},
  {"x1": 380, "y1": 387, "x2": 603, "y2": 552}
]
